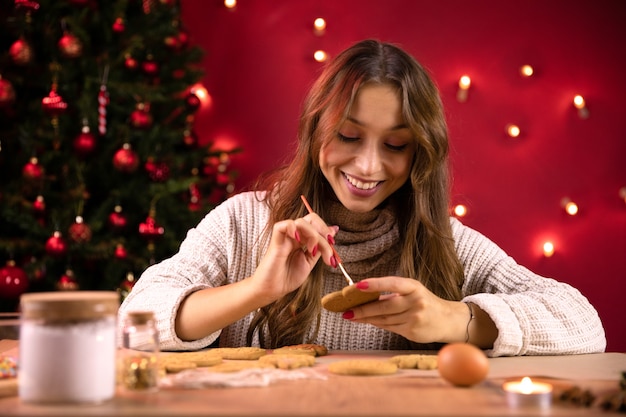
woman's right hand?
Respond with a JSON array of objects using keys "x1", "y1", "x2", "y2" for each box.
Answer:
[{"x1": 250, "y1": 214, "x2": 339, "y2": 304}]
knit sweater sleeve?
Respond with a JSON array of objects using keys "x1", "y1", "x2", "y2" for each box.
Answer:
[
  {"x1": 451, "y1": 218, "x2": 606, "y2": 357},
  {"x1": 117, "y1": 192, "x2": 268, "y2": 351}
]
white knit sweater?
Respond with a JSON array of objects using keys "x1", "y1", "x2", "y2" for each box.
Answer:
[{"x1": 118, "y1": 191, "x2": 606, "y2": 357}]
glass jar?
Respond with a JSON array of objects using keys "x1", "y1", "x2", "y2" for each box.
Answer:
[
  {"x1": 19, "y1": 291, "x2": 119, "y2": 404},
  {"x1": 119, "y1": 310, "x2": 160, "y2": 392}
]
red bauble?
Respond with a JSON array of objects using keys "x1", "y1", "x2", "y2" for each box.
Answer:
[
  {"x1": 45, "y1": 231, "x2": 67, "y2": 257},
  {"x1": 141, "y1": 59, "x2": 159, "y2": 76},
  {"x1": 22, "y1": 157, "x2": 44, "y2": 180},
  {"x1": 42, "y1": 89, "x2": 68, "y2": 116},
  {"x1": 113, "y1": 144, "x2": 139, "y2": 173},
  {"x1": 73, "y1": 126, "x2": 97, "y2": 157},
  {"x1": 112, "y1": 17, "x2": 126, "y2": 33},
  {"x1": 0, "y1": 77, "x2": 16, "y2": 107},
  {"x1": 114, "y1": 243, "x2": 127, "y2": 260},
  {"x1": 32, "y1": 195, "x2": 46, "y2": 214},
  {"x1": 124, "y1": 54, "x2": 138, "y2": 70},
  {"x1": 14, "y1": 0, "x2": 41, "y2": 12},
  {"x1": 164, "y1": 35, "x2": 180, "y2": 50},
  {"x1": 56, "y1": 270, "x2": 78, "y2": 291},
  {"x1": 139, "y1": 216, "x2": 165, "y2": 240},
  {"x1": 108, "y1": 205, "x2": 128, "y2": 230},
  {"x1": 68, "y1": 216, "x2": 92, "y2": 243},
  {"x1": 185, "y1": 92, "x2": 201, "y2": 112},
  {"x1": 9, "y1": 38, "x2": 33, "y2": 65},
  {"x1": 58, "y1": 32, "x2": 83, "y2": 58},
  {"x1": 0, "y1": 260, "x2": 29, "y2": 299},
  {"x1": 145, "y1": 159, "x2": 170, "y2": 182},
  {"x1": 130, "y1": 104, "x2": 153, "y2": 129},
  {"x1": 183, "y1": 129, "x2": 198, "y2": 147}
]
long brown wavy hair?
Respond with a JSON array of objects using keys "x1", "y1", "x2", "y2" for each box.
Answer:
[{"x1": 247, "y1": 39, "x2": 464, "y2": 348}]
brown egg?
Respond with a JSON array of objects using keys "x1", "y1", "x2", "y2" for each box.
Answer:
[{"x1": 437, "y1": 342, "x2": 489, "y2": 387}]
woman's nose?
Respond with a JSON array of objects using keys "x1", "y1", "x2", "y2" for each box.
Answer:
[{"x1": 353, "y1": 141, "x2": 382, "y2": 176}]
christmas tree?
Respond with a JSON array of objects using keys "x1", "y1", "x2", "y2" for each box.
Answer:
[{"x1": 0, "y1": 0, "x2": 239, "y2": 312}]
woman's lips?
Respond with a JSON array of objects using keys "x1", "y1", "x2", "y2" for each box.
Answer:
[{"x1": 343, "y1": 173, "x2": 381, "y2": 197}]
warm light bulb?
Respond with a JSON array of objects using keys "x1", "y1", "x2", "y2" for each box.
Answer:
[
  {"x1": 573, "y1": 95, "x2": 589, "y2": 119},
  {"x1": 520, "y1": 65, "x2": 534, "y2": 77},
  {"x1": 224, "y1": 0, "x2": 236, "y2": 9},
  {"x1": 506, "y1": 124, "x2": 521, "y2": 138},
  {"x1": 456, "y1": 75, "x2": 471, "y2": 102},
  {"x1": 560, "y1": 197, "x2": 579, "y2": 216},
  {"x1": 314, "y1": 17, "x2": 326, "y2": 33},
  {"x1": 453, "y1": 204, "x2": 467, "y2": 217},
  {"x1": 314, "y1": 50, "x2": 328, "y2": 62},
  {"x1": 542, "y1": 241, "x2": 555, "y2": 257}
]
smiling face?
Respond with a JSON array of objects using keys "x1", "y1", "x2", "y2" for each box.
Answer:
[{"x1": 319, "y1": 83, "x2": 416, "y2": 213}]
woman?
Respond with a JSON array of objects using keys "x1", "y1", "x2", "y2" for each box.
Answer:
[{"x1": 119, "y1": 40, "x2": 606, "y2": 357}]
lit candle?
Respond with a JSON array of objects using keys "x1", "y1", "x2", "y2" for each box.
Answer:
[
  {"x1": 520, "y1": 64, "x2": 534, "y2": 77},
  {"x1": 453, "y1": 204, "x2": 467, "y2": 217},
  {"x1": 503, "y1": 377, "x2": 553, "y2": 409},
  {"x1": 542, "y1": 241, "x2": 555, "y2": 257},
  {"x1": 314, "y1": 50, "x2": 328, "y2": 62},
  {"x1": 506, "y1": 124, "x2": 520, "y2": 138},
  {"x1": 560, "y1": 197, "x2": 579, "y2": 216},
  {"x1": 314, "y1": 17, "x2": 326, "y2": 35},
  {"x1": 573, "y1": 94, "x2": 589, "y2": 119},
  {"x1": 224, "y1": 0, "x2": 236, "y2": 9},
  {"x1": 456, "y1": 75, "x2": 471, "y2": 102}
]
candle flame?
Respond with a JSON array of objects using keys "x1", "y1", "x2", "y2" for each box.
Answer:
[{"x1": 520, "y1": 377, "x2": 534, "y2": 394}]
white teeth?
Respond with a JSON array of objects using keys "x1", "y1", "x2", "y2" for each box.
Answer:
[{"x1": 345, "y1": 174, "x2": 379, "y2": 190}]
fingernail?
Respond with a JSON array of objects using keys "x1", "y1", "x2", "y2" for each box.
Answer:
[
  {"x1": 294, "y1": 230, "x2": 301, "y2": 243},
  {"x1": 327, "y1": 234, "x2": 335, "y2": 245},
  {"x1": 330, "y1": 256, "x2": 337, "y2": 268},
  {"x1": 311, "y1": 245, "x2": 318, "y2": 257},
  {"x1": 331, "y1": 225, "x2": 340, "y2": 233},
  {"x1": 355, "y1": 281, "x2": 369, "y2": 290},
  {"x1": 342, "y1": 310, "x2": 354, "y2": 320}
]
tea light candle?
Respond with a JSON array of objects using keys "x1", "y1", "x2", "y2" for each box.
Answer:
[{"x1": 503, "y1": 377, "x2": 553, "y2": 409}]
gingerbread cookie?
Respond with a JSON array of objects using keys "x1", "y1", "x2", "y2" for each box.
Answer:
[
  {"x1": 207, "y1": 361, "x2": 275, "y2": 373},
  {"x1": 273, "y1": 343, "x2": 328, "y2": 357},
  {"x1": 328, "y1": 359, "x2": 398, "y2": 376},
  {"x1": 259, "y1": 354, "x2": 316, "y2": 370},
  {"x1": 210, "y1": 347, "x2": 267, "y2": 360},
  {"x1": 321, "y1": 284, "x2": 380, "y2": 312},
  {"x1": 388, "y1": 354, "x2": 438, "y2": 370}
]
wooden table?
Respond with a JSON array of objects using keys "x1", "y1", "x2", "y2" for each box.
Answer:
[{"x1": 1, "y1": 339, "x2": 624, "y2": 416}]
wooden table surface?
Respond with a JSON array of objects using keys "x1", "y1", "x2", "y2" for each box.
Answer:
[{"x1": 1, "y1": 339, "x2": 624, "y2": 416}]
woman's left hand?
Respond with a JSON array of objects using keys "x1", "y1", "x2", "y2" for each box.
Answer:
[{"x1": 343, "y1": 277, "x2": 470, "y2": 344}]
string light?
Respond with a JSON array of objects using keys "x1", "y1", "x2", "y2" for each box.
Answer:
[
  {"x1": 573, "y1": 94, "x2": 589, "y2": 119},
  {"x1": 313, "y1": 17, "x2": 326, "y2": 35},
  {"x1": 542, "y1": 241, "x2": 555, "y2": 257},
  {"x1": 506, "y1": 124, "x2": 521, "y2": 138},
  {"x1": 456, "y1": 75, "x2": 471, "y2": 102},
  {"x1": 224, "y1": 0, "x2": 236, "y2": 9},
  {"x1": 313, "y1": 50, "x2": 328, "y2": 62},
  {"x1": 519, "y1": 64, "x2": 534, "y2": 77},
  {"x1": 453, "y1": 204, "x2": 468, "y2": 217},
  {"x1": 560, "y1": 197, "x2": 579, "y2": 216}
]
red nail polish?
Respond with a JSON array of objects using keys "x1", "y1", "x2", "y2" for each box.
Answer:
[
  {"x1": 312, "y1": 245, "x2": 318, "y2": 257},
  {"x1": 355, "y1": 281, "x2": 369, "y2": 290},
  {"x1": 330, "y1": 256, "x2": 337, "y2": 268},
  {"x1": 342, "y1": 310, "x2": 354, "y2": 320},
  {"x1": 327, "y1": 234, "x2": 335, "y2": 245},
  {"x1": 294, "y1": 230, "x2": 301, "y2": 243}
]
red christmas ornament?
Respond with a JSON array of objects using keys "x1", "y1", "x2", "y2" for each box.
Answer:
[
  {"x1": 108, "y1": 205, "x2": 128, "y2": 230},
  {"x1": 0, "y1": 260, "x2": 29, "y2": 299},
  {"x1": 114, "y1": 243, "x2": 127, "y2": 260},
  {"x1": 183, "y1": 129, "x2": 198, "y2": 147},
  {"x1": 124, "y1": 54, "x2": 138, "y2": 70},
  {"x1": 141, "y1": 58, "x2": 159, "y2": 76},
  {"x1": 42, "y1": 88, "x2": 68, "y2": 116},
  {"x1": 188, "y1": 183, "x2": 201, "y2": 211},
  {"x1": 185, "y1": 92, "x2": 201, "y2": 112},
  {"x1": 58, "y1": 32, "x2": 83, "y2": 58},
  {"x1": 68, "y1": 216, "x2": 92, "y2": 243},
  {"x1": 0, "y1": 77, "x2": 16, "y2": 107},
  {"x1": 139, "y1": 215, "x2": 165, "y2": 240},
  {"x1": 22, "y1": 157, "x2": 44, "y2": 180},
  {"x1": 164, "y1": 35, "x2": 180, "y2": 50},
  {"x1": 177, "y1": 30, "x2": 189, "y2": 48},
  {"x1": 73, "y1": 125, "x2": 97, "y2": 156},
  {"x1": 9, "y1": 38, "x2": 33, "y2": 65},
  {"x1": 145, "y1": 158, "x2": 170, "y2": 182},
  {"x1": 14, "y1": 0, "x2": 41, "y2": 12},
  {"x1": 45, "y1": 231, "x2": 67, "y2": 257},
  {"x1": 113, "y1": 143, "x2": 139, "y2": 173},
  {"x1": 56, "y1": 270, "x2": 78, "y2": 291},
  {"x1": 130, "y1": 103, "x2": 153, "y2": 129},
  {"x1": 112, "y1": 17, "x2": 126, "y2": 33},
  {"x1": 32, "y1": 195, "x2": 46, "y2": 214}
]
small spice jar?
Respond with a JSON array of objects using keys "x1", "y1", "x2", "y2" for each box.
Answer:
[
  {"x1": 19, "y1": 291, "x2": 119, "y2": 403},
  {"x1": 119, "y1": 311, "x2": 160, "y2": 392}
]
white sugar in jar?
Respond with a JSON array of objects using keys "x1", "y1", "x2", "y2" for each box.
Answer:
[{"x1": 19, "y1": 291, "x2": 119, "y2": 404}]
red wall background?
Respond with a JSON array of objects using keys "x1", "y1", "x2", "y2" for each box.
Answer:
[{"x1": 180, "y1": 0, "x2": 626, "y2": 352}]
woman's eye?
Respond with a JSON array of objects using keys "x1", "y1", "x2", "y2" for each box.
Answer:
[
  {"x1": 385, "y1": 143, "x2": 408, "y2": 152},
  {"x1": 337, "y1": 133, "x2": 359, "y2": 143}
]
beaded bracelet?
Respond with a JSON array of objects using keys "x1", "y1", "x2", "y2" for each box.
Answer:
[{"x1": 464, "y1": 302, "x2": 475, "y2": 343}]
